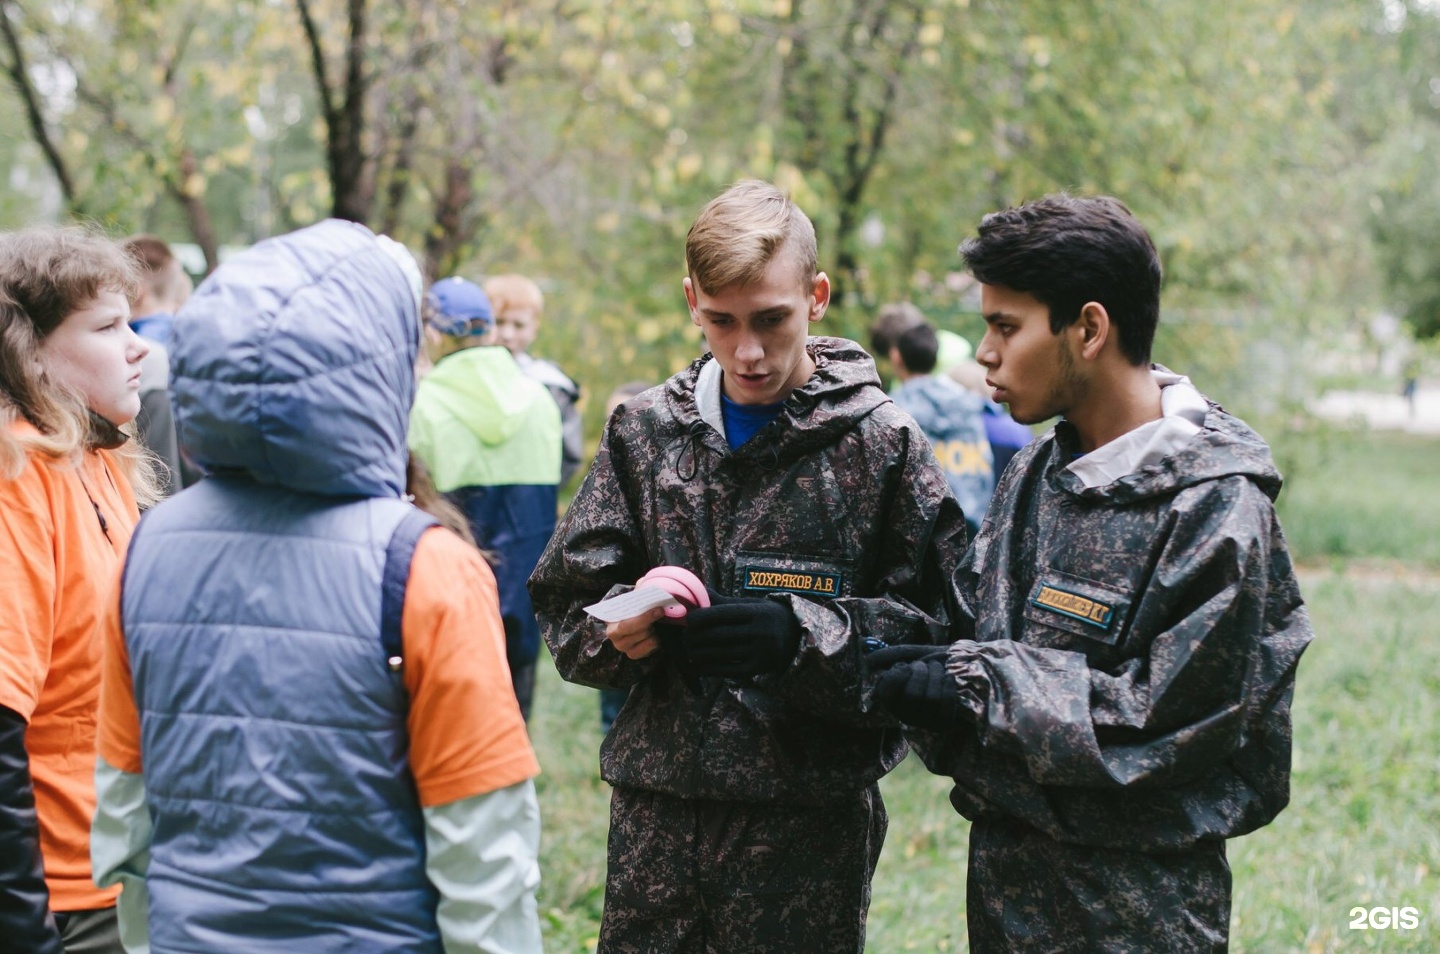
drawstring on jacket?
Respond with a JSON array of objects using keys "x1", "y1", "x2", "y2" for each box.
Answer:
[
  {"x1": 671, "y1": 420, "x2": 706, "y2": 482},
  {"x1": 757, "y1": 442, "x2": 780, "y2": 473}
]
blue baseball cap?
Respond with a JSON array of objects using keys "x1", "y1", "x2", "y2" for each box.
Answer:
[{"x1": 425, "y1": 277, "x2": 493, "y2": 337}]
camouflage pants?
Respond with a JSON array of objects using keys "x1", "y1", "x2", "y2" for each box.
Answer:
[
  {"x1": 966, "y1": 818, "x2": 1231, "y2": 953},
  {"x1": 599, "y1": 785, "x2": 886, "y2": 954}
]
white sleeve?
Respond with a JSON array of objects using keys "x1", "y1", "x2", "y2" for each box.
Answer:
[
  {"x1": 91, "y1": 756, "x2": 152, "y2": 954},
  {"x1": 423, "y1": 780, "x2": 542, "y2": 954}
]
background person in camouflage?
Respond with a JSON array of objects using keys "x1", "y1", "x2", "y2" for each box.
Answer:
[
  {"x1": 886, "y1": 318, "x2": 995, "y2": 537},
  {"x1": 529, "y1": 180, "x2": 967, "y2": 953},
  {"x1": 867, "y1": 194, "x2": 1314, "y2": 952}
]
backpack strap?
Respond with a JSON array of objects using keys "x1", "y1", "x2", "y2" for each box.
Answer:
[{"x1": 381, "y1": 509, "x2": 440, "y2": 673}]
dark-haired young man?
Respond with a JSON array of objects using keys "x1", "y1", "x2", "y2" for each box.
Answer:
[{"x1": 867, "y1": 194, "x2": 1314, "y2": 951}]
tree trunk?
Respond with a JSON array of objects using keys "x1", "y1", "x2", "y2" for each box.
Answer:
[
  {"x1": 423, "y1": 158, "x2": 474, "y2": 281},
  {"x1": 172, "y1": 150, "x2": 219, "y2": 273}
]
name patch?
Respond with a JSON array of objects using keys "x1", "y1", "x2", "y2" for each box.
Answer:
[
  {"x1": 1031, "y1": 583, "x2": 1114, "y2": 630},
  {"x1": 742, "y1": 567, "x2": 842, "y2": 597}
]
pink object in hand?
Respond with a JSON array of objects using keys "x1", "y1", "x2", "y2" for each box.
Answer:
[{"x1": 637, "y1": 566, "x2": 710, "y2": 619}]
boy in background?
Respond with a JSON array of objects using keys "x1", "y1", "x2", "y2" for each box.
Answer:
[
  {"x1": 887, "y1": 317, "x2": 995, "y2": 536},
  {"x1": 484, "y1": 274, "x2": 583, "y2": 487},
  {"x1": 409, "y1": 277, "x2": 561, "y2": 720},
  {"x1": 121, "y1": 235, "x2": 195, "y2": 492},
  {"x1": 947, "y1": 358, "x2": 1034, "y2": 477}
]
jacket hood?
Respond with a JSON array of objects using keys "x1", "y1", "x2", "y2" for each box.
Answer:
[
  {"x1": 1051, "y1": 402, "x2": 1284, "y2": 504},
  {"x1": 515, "y1": 353, "x2": 579, "y2": 398},
  {"x1": 667, "y1": 336, "x2": 890, "y2": 459},
  {"x1": 170, "y1": 219, "x2": 420, "y2": 497},
  {"x1": 421, "y1": 347, "x2": 550, "y2": 446}
]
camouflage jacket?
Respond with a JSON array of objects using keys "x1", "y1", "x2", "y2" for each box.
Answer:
[
  {"x1": 908, "y1": 400, "x2": 1314, "y2": 851},
  {"x1": 530, "y1": 337, "x2": 967, "y2": 804}
]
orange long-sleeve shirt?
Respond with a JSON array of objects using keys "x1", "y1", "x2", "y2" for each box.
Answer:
[{"x1": 0, "y1": 426, "x2": 136, "y2": 911}]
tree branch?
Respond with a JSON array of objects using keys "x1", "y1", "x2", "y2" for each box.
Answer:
[
  {"x1": 295, "y1": 0, "x2": 337, "y2": 127},
  {"x1": 162, "y1": 14, "x2": 199, "y2": 91},
  {"x1": 0, "y1": 0, "x2": 75, "y2": 202},
  {"x1": 71, "y1": 81, "x2": 219, "y2": 270}
]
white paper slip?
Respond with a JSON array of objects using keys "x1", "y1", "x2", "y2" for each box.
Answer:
[{"x1": 584, "y1": 585, "x2": 682, "y2": 623}]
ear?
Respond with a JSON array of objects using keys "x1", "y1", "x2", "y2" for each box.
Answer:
[
  {"x1": 808, "y1": 272, "x2": 830, "y2": 323},
  {"x1": 683, "y1": 276, "x2": 701, "y2": 328},
  {"x1": 888, "y1": 345, "x2": 904, "y2": 371},
  {"x1": 1076, "y1": 301, "x2": 1110, "y2": 361}
]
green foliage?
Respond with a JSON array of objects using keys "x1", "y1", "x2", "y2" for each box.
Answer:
[
  {"x1": 1370, "y1": 2, "x2": 1440, "y2": 340},
  {"x1": 3, "y1": 1, "x2": 1437, "y2": 352},
  {"x1": 527, "y1": 672, "x2": 609, "y2": 951}
]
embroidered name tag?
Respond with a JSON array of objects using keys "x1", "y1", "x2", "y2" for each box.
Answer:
[
  {"x1": 742, "y1": 567, "x2": 842, "y2": 597},
  {"x1": 1031, "y1": 583, "x2": 1114, "y2": 630}
]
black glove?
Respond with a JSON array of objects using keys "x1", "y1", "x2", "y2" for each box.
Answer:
[
  {"x1": 653, "y1": 621, "x2": 702, "y2": 692},
  {"x1": 676, "y1": 589, "x2": 801, "y2": 678},
  {"x1": 869, "y1": 647, "x2": 967, "y2": 730},
  {"x1": 0, "y1": 705, "x2": 64, "y2": 954},
  {"x1": 864, "y1": 643, "x2": 950, "y2": 669}
]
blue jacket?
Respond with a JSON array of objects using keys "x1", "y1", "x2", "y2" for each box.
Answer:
[
  {"x1": 891, "y1": 374, "x2": 995, "y2": 531},
  {"x1": 122, "y1": 220, "x2": 444, "y2": 952},
  {"x1": 129, "y1": 312, "x2": 174, "y2": 348},
  {"x1": 981, "y1": 400, "x2": 1034, "y2": 477}
]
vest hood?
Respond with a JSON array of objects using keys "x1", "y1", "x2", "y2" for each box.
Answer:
[{"x1": 170, "y1": 220, "x2": 420, "y2": 498}]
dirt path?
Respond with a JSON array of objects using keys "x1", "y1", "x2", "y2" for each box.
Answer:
[
  {"x1": 1297, "y1": 559, "x2": 1440, "y2": 588},
  {"x1": 1310, "y1": 384, "x2": 1440, "y2": 435}
]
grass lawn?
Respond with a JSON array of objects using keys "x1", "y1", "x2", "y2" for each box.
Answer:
[
  {"x1": 1271, "y1": 426, "x2": 1440, "y2": 569},
  {"x1": 527, "y1": 569, "x2": 1439, "y2": 952}
]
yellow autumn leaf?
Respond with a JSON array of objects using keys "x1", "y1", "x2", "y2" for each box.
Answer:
[{"x1": 711, "y1": 12, "x2": 740, "y2": 36}]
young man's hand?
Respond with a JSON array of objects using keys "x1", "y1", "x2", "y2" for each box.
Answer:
[
  {"x1": 605, "y1": 606, "x2": 669, "y2": 660},
  {"x1": 676, "y1": 590, "x2": 801, "y2": 677},
  {"x1": 867, "y1": 644, "x2": 967, "y2": 730}
]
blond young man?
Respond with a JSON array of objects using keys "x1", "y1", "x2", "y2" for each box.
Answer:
[{"x1": 529, "y1": 180, "x2": 967, "y2": 952}]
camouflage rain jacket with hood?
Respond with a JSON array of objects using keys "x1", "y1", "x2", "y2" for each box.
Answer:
[
  {"x1": 901, "y1": 382, "x2": 1314, "y2": 951},
  {"x1": 530, "y1": 336, "x2": 968, "y2": 805},
  {"x1": 908, "y1": 387, "x2": 1313, "y2": 849}
]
